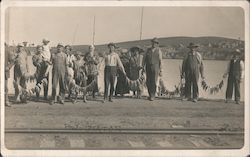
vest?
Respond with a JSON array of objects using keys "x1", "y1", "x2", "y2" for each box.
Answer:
[
  {"x1": 145, "y1": 48, "x2": 160, "y2": 65},
  {"x1": 229, "y1": 59, "x2": 241, "y2": 78}
]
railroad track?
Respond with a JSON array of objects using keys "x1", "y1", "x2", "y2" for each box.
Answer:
[
  {"x1": 4, "y1": 128, "x2": 244, "y2": 149},
  {"x1": 5, "y1": 128, "x2": 244, "y2": 135}
]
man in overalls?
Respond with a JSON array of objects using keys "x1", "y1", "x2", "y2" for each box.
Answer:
[
  {"x1": 223, "y1": 49, "x2": 244, "y2": 104},
  {"x1": 50, "y1": 43, "x2": 68, "y2": 105},
  {"x1": 142, "y1": 38, "x2": 163, "y2": 101},
  {"x1": 181, "y1": 43, "x2": 205, "y2": 103}
]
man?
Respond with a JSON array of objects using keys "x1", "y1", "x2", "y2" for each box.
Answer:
[
  {"x1": 50, "y1": 43, "x2": 68, "y2": 105},
  {"x1": 32, "y1": 45, "x2": 50, "y2": 100},
  {"x1": 5, "y1": 43, "x2": 16, "y2": 107},
  {"x1": 85, "y1": 45, "x2": 99, "y2": 99},
  {"x1": 65, "y1": 45, "x2": 75, "y2": 95},
  {"x1": 142, "y1": 38, "x2": 163, "y2": 101},
  {"x1": 41, "y1": 38, "x2": 51, "y2": 62},
  {"x1": 181, "y1": 43, "x2": 205, "y2": 103},
  {"x1": 223, "y1": 49, "x2": 244, "y2": 104},
  {"x1": 104, "y1": 42, "x2": 126, "y2": 102},
  {"x1": 14, "y1": 43, "x2": 30, "y2": 103}
]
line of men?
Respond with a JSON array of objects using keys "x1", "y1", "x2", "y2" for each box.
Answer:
[{"x1": 5, "y1": 37, "x2": 244, "y2": 107}]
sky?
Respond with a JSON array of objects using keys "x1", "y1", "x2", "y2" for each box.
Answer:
[{"x1": 5, "y1": 7, "x2": 244, "y2": 46}]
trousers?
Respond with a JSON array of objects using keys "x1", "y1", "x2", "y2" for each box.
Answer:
[
  {"x1": 185, "y1": 72, "x2": 199, "y2": 99},
  {"x1": 226, "y1": 76, "x2": 240, "y2": 101},
  {"x1": 104, "y1": 66, "x2": 117, "y2": 99},
  {"x1": 52, "y1": 70, "x2": 66, "y2": 101},
  {"x1": 146, "y1": 64, "x2": 159, "y2": 98}
]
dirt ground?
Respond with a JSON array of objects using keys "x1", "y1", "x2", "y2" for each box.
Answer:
[{"x1": 4, "y1": 96, "x2": 244, "y2": 149}]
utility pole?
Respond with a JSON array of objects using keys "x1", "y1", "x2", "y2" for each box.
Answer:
[
  {"x1": 139, "y1": 7, "x2": 144, "y2": 41},
  {"x1": 92, "y1": 15, "x2": 96, "y2": 45}
]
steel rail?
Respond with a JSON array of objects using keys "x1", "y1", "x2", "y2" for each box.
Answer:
[{"x1": 5, "y1": 128, "x2": 244, "y2": 135}]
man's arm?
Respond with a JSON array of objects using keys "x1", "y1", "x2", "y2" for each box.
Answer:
[
  {"x1": 200, "y1": 61, "x2": 205, "y2": 79},
  {"x1": 116, "y1": 54, "x2": 126, "y2": 75},
  {"x1": 159, "y1": 49, "x2": 163, "y2": 75},
  {"x1": 181, "y1": 56, "x2": 186, "y2": 79},
  {"x1": 240, "y1": 60, "x2": 244, "y2": 80},
  {"x1": 223, "y1": 62, "x2": 230, "y2": 78}
]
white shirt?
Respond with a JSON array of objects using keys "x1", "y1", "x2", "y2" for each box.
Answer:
[
  {"x1": 105, "y1": 52, "x2": 125, "y2": 73},
  {"x1": 42, "y1": 44, "x2": 51, "y2": 61}
]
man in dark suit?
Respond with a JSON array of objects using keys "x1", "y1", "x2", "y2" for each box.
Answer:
[
  {"x1": 142, "y1": 37, "x2": 163, "y2": 101},
  {"x1": 181, "y1": 43, "x2": 205, "y2": 103},
  {"x1": 223, "y1": 49, "x2": 244, "y2": 104}
]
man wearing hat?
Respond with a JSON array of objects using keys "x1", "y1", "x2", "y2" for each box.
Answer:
[
  {"x1": 142, "y1": 38, "x2": 163, "y2": 101},
  {"x1": 32, "y1": 45, "x2": 49, "y2": 100},
  {"x1": 85, "y1": 45, "x2": 99, "y2": 99},
  {"x1": 5, "y1": 43, "x2": 16, "y2": 106},
  {"x1": 50, "y1": 43, "x2": 68, "y2": 105},
  {"x1": 223, "y1": 49, "x2": 244, "y2": 104},
  {"x1": 181, "y1": 43, "x2": 205, "y2": 103},
  {"x1": 13, "y1": 43, "x2": 30, "y2": 103},
  {"x1": 104, "y1": 42, "x2": 126, "y2": 102}
]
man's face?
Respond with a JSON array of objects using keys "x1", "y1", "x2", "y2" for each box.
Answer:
[
  {"x1": 65, "y1": 46, "x2": 71, "y2": 53},
  {"x1": 109, "y1": 45, "x2": 115, "y2": 52},
  {"x1": 17, "y1": 46, "x2": 23, "y2": 52},
  {"x1": 37, "y1": 47, "x2": 43, "y2": 54},
  {"x1": 57, "y1": 46, "x2": 64, "y2": 52},
  {"x1": 152, "y1": 42, "x2": 158, "y2": 48}
]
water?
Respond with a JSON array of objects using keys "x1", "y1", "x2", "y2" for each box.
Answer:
[{"x1": 7, "y1": 58, "x2": 244, "y2": 101}]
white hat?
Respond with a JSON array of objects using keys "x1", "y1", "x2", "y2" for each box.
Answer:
[{"x1": 42, "y1": 38, "x2": 50, "y2": 43}]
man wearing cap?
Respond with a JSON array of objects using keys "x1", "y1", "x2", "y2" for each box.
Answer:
[
  {"x1": 50, "y1": 43, "x2": 68, "y2": 105},
  {"x1": 223, "y1": 49, "x2": 244, "y2": 104},
  {"x1": 32, "y1": 45, "x2": 49, "y2": 100},
  {"x1": 104, "y1": 42, "x2": 126, "y2": 102},
  {"x1": 5, "y1": 43, "x2": 16, "y2": 106},
  {"x1": 142, "y1": 38, "x2": 163, "y2": 101},
  {"x1": 13, "y1": 43, "x2": 30, "y2": 102},
  {"x1": 85, "y1": 45, "x2": 99, "y2": 99},
  {"x1": 181, "y1": 43, "x2": 205, "y2": 103}
]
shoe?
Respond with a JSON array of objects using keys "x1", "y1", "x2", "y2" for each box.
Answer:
[
  {"x1": 236, "y1": 101, "x2": 240, "y2": 104},
  {"x1": 193, "y1": 99, "x2": 198, "y2": 103},
  {"x1": 109, "y1": 98, "x2": 113, "y2": 102},
  {"x1": 49, "y1": 100, "x2": 55, "y2": 105},
  {"x1": 59, "y1": 100, "x2": 64, "y2": 105},
  {"x1": 5, "y1": 102, "x2": 11, "y2": 107},
  {"x1": 182, "y1": 97, "x2": 188, "y2": 101},
  {"x1": 149, "y1": 97, "x2": 154, "y2": 101},
  {"x1": 187, "y1": 98, "x2": 192, "y2": 101}
]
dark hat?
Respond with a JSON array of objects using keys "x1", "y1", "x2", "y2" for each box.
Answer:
[
  {"x1": 187, "y1": 43, "x2": 199, "y2": 48},
  {"x1": 151, "y1": 37, "x2": 159, "y2": 44},
  {"x1": 107, "y1": 42, "x2": 119, "y2": 48}
]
